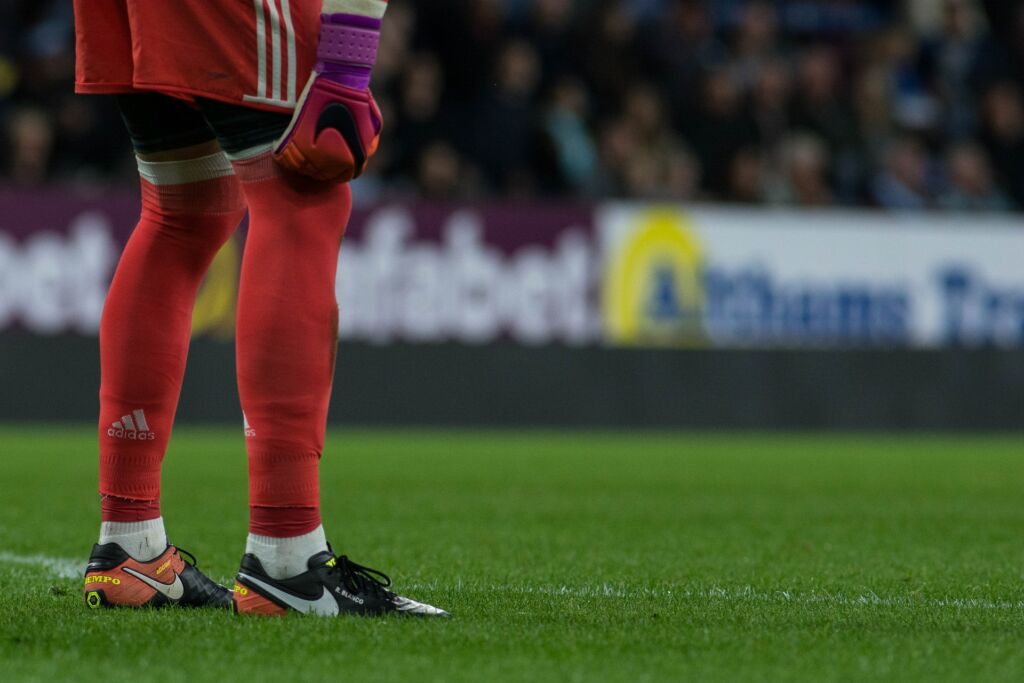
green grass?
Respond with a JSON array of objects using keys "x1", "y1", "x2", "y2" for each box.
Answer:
[{"x1": 1, "y1": 427, "x2": 1023, "y2": 682}]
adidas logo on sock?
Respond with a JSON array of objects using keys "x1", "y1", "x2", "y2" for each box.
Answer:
[
  {"x1": 107, "y1": 409, "x2": 157, "y2": 441},
  {"x1": 243, "y1": 413, "x2": 256, "y2": 438}
]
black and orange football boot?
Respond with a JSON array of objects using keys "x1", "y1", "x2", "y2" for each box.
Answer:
[
  {"x1": 233, "y1": 548, "x2": 449, "y2": 617},
  {"x1": 83, "y1": 543, "x2": 232, "y2": 610}
]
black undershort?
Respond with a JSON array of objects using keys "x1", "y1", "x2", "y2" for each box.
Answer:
[{"x1": 115, "y1": 93, "x2": 292, "y2": 157}]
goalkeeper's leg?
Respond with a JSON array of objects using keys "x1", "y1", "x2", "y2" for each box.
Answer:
[
  {"x1": 99, "y1": 95, "x2": 246, "y2": 545},
  {"x1": 195, "y1": 99, "x2": 351, "y2": 573},
  {"x1": 87, "y1": 94, "x2": 244, "y2": 610},
  {"x1": 208, "y1": 135, "x2": 447, "y2": 615}
]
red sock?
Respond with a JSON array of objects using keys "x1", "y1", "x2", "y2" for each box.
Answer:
[
  {"x1": 99, "y1": 154, "x2": 245, "y2": 519},
  {"x1": 233, "y1": 153, "x2": 351, "y2": 537},
  {"x1": 100, "y1": 495, "x2": 162, "y2": 523}
]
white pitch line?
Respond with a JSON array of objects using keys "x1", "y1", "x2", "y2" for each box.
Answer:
[
  {"x1": 407, "y1": 582, "x2": 1024, "y2": 612},
  {"x1": 0, "y1": 552, "x2": 83, "y2": 579},
  {"x1": 3, "y1": 554, "x2": 1020, "y2": 612}
]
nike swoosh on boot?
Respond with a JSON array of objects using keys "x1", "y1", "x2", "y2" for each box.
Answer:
[
  {"x1": 237, "y1": 573, "x2": 340, "y2": 616},
  {"x1": 122, "y1": 567, "x2": 185, "y2": 601}
]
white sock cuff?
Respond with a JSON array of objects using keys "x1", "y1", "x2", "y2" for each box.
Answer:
[
  {"x1": 137, "y1": 153, "x2": 235, "y2": 186},
  {"x1": 100, "y1": 517, "x2": 165, "y2": 536},
  {"x1": 322, "y1": 0, "x2": 388, "y2": 19},
  {"x1": 246, "y1": 525, "x2": 329, "y2": 579},
  {"x1": 99, "y1": 517, "x2": 167, "y2": 561},
  {"x1": 246, "y1": 524, "x2": 327, "y2": 550}
]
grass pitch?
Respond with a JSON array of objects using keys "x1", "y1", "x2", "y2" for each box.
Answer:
[{"x1": 0, "y1": 427, "x2": 1022, "y2": 682}]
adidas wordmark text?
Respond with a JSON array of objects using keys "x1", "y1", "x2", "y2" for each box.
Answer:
[{"x1": 108, "y1": 409, "x2": 157, "y2": 441}]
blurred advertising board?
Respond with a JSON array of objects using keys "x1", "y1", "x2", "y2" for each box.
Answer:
[
  {"x1": 599, "y1": 206, "x2": 1024, "y2": 348},
  {"x1": 1, "y1": 188, "x2": 1023, "y2": 348}
]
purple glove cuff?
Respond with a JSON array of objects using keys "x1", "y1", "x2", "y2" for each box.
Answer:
[{"x1": 318, "y1": 22, "x2": 380, "y2": 67}]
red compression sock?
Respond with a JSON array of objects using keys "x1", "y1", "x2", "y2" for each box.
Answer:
[
  {"x1": 232, "y1": 153, "x2": 352, "y2": 537},
  {"x1": 100, "y1": 495, "x2": 162, "y2": 523},
  {"x1": 99, "y1": 154, "x2": 245, "y2": 516}
]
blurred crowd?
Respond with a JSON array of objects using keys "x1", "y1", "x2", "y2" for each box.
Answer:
[{"x1": 4, "y1": 0, "x2": 1024, "y2": 211}]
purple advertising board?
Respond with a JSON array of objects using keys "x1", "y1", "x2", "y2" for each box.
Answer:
[{"x1": 0, "y1": 188, "x2": 598, "y2": 344}]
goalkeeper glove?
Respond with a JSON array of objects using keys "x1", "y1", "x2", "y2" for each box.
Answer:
[{"x1": 274, "y1": 14, "x2": 383, "y2": 182}]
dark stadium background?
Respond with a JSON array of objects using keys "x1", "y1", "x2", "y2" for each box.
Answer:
[
  {"x1": 2, "y1": 0, "x2": 1023, "y2": 430},
  {"x1": 7, "y1": 0, "x2": 1024, "y2": 206}
]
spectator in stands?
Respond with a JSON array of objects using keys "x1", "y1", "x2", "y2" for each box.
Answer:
[
  {"x1": 873, "y1": 137, "x2": 934, "y2": 210},
  {"x1": 879, "y1": 27, "x2": 943, "y2": 137},
  {"x1": 726, "y1": 147, "x2": 767, "y2": 204},
  {"x1": 417, "y1": 142, "x2": 476, "y2": 199},
  {"x1": 941, "y1": 141, "x2": 1012, "y2": 211},
  {"x1": 471, "y1": 40, "x2": 543, "y2": 192},
  {"x1": 391, "y1": 54, "x2": 448, "y2": 183},
  {"x1": 642, "y1": 0, "x2": 727, "y2": 126},
  {"x1": 541, "y1": 77, "x2": 599, "y2": 193},
  {"x1": 595, "y1": 117, "x2": 636, "y2": 197},
  {"x1": 577, "y1": 0, "x2": 644, "y2": 119},
  {"x1": 790, "y1": 47, "x2": 857, "y2": 161},
  {"x1": 517, "y1": 0, "x2": 576, "y2": 93},
  {"x1": 731, "y1": 0, "x2": 783, "y2": 89},
  {"x1": 750, "y1": 57, "x2": 793, "y2": 155},
  {"x1": 922, "y1": 0, "x2": 988, "y2": 139},
  {"x1": 4, "y1": 107, "x2": 53, "y2": 186},
  {"x1": 689, "y1": 68, "x2": 758, "y2": 197},
  {"x1": 770, "y1": 133, "x2": 834, "y2": 207},
  {"x1": 979, "y1": 81, "x2": 1024, "y2": 207},
  {"x1": 853, "y1": 65, "x2": 897, "y2": 176}
]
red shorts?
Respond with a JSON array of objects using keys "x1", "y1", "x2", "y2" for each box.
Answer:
[{"x1": 74, "y1": 0, "x2": 319, "y2": 112}]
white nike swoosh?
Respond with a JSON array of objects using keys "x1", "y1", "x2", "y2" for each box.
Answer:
[
  {"x1": 393, "y1": 595, "x2": 450, "y2": 616},
  {"x1": 237, "y1": 573, "x2": 339, "y2": 616},
  {"x1": 122, "y1": 567, "x2": 185, "y2": 601}
]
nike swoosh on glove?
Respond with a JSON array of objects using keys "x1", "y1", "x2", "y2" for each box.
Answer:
[{"x1": 274, "y1": 20, "x2": 383, "y2": 182}]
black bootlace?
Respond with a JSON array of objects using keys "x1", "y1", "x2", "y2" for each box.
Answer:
[
  {"x1": 176, "y1": 547, "x2": 198, "y2": 567},
  {"x1": 328, "y1": 555, "x2": 394, "y2": 599}
]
